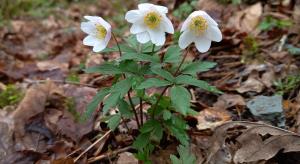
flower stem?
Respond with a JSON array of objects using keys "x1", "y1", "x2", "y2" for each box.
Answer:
[
  {"x1": 112, "y1": 32, "x2": 140, "y2": 129},
  {"x1": 151, "y1": 47, "x2": 190, "y2": 119}
]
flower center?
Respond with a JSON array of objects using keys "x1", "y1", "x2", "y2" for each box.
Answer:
[
  {"x1": 95, "y1": 24, "x2": 107, "y2": 39},
  {"x1": 189, "y1": 16, "x2": 208, "y2": 36},
  {"x1": 144, "y1": 12, "x2": 161, "y2": 29}
]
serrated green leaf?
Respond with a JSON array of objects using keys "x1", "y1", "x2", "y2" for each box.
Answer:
[
  {"x1": 103, "y1": 92, "x2": 121, "y2": 115},
  {"x1": 83, "y1": 88, "x2": 110, "y2": 121},
  {"x1": 133, "y1": 133, "x2": 151, "y2": 150},
  {"x1": 137, "y1": 78, "x2": 172, "y2": 89},
  {"x1": 175, "y1": 75, "x2": 222, "y2": 94},
  {"x1": 170, "y1": 145, "x2": 196, "y2": 164},
  {"x1": 170, "y1": 86, "x2": 191, "y2": 115},
  {"x1": 140, "y1": 120, "x2": 160, "y2": 133},
  {"x1": 163, "y1": 45, "x2": 182, "y2": 63},
  {"x1": 119, "y1": 60, "x2": 139, "y2": 74},
  {"x1": 181, "y1": 61, "x2": 217, "y2": 75},
  {"x1": 163, "y1": 110, "x2": 172, "y2": 120},
  {"x1": 102, "y1": 44, "x2": 136, "y2": 53},
  {"x1": 121, "y1": 52, "x2": 160, "y2": 63},
  {"x1": 170, "y1": 155, "x2": 181, "y2": 164},
  {"x1": 110, "y1": 78, "x2": 132, "y2": 96},
  {"x1": 84, "y1": 62, "x2": 123, "y2": 74},
  {"x1": 107, "y1": 114, "x2": 121, "y2": 131},
  {"x1": 118, "y1": 99, "x2": 133, "y2": 118},
  {"x1": 151, "y1": 67, "x2": 175, "y2": 82}
]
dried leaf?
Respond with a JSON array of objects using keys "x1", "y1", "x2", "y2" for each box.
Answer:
[{"x1": 196, "y1": 108, "x2": 231, "y2": 130}]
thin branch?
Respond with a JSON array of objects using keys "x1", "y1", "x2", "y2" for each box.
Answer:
[
  {"x1": 88, "y1": 146, "x2": 132, "y2": 163},
  {"x1": 74, "y1": 130, "x2": 112, "y2": 162}
]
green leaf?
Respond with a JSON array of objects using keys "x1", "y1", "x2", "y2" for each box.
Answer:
[
  {"x1": 84, "y1": 62, "x2": 123, "y2": 74},
  {"x1": 118, "y1": 99, "x2": 133, "y2": 118},
  {"x1": 170, "y1": 86, "x2": 191, "y2": 115},
  {"x1": 170, "y1": 145, "x2": 197, "y2": 164},
  {"x1": 121, "y1": 52, "x2": 160, "y2": 63},
  {"x1": 102, "y1": 44, "x2": 136, "y2": 53},
  {"x1": 110, "y1": 78, "x2": 132, "y2": 96},
  {"x1": 107, "y1": 114, "x2": 121, "y2": 131},
  {"x1": 163, "y1": 45, "x2": 182, "y2": 63},
  {"x1": 83, "y1": 88, "x2": 110, "y2": 120},
  {"x1": 140, "y1": 120, "x2": 163, "y2": 143},
  {"x1": 119, "y1": 60, "x2": 139, "y2": 74},
  {"x1": 133, "y1": 133, "x2": 151, "y2": 150},
  {"x1": 181, "y1": 61, "x2": 217, "y2": 75},
  {"x1": 103, "y1": 92, "x2": 121, "y2": 115},
  {"x1": 140, "y1": 120, "x2": 160, "y2": 133},
  {"x1": 175, "y1": 75, "x2": 222, "y2": 94},
  {"x1": 151, "y1": 67, "x2": 175, "y2": 82},
  {"x1": 163, "y1": 110, "x2": 172, "y2": 120},
  {"x1": 137, "y1": 78, "x2": 172, "y2": 89}
]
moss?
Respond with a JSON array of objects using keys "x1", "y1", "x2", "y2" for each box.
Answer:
[
  {"x1": 0, "y1": 85, "x2": 24, "y2": 108},
  {"x1": 64, "y1": 97, "x2": 80, "y2": 122}
]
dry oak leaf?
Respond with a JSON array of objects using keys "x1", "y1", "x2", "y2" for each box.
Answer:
[
  {"x1": 228, "y1": 3, "x2": 262, "y2": 33},
  {"x1": 236, "y1": 76, "x2": 264, "y2": 93},
  {"x1": 196, "y1": 108, "x2": 231, "y2": 130},
  {"x1": 213, "y1": 94, "x2": 246, "y2": 109}
]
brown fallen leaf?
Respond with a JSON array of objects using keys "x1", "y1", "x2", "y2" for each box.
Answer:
[
  {"x1": 228, "y1": 3, "x2": 262, "y2": 34},
  {"x1": 205, "y1": 121, "x2": 300, "y2": 164},
  {"x1": 117, "y1": 152, "x2": 138, "y2": 164},
  {"x1": 12, "y1": 81, "x2": 63, "y2": 137},
  {"x1": 213, "y1": 94, "x2": 246, "y2": 109},
  {"x1": 236, "y1": 75, "x2": 264, "y2": 93},
  {"x1": 196, "y1": 108, "x2": 231, "y2": 130}
]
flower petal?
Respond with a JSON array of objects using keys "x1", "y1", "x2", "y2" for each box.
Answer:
[
  {"x1": 180, "y1": 17, "x2": 191, "y2": 32},
  {"x1": 83, "y1": 35, "x2": 99, "y2": 46},
  {"x1": 205, "y1": 26, "x2": 222, "y2": 42},
  {"x1": 104, "y1": 29, "x2": 111, "y2": 46},
  {"x1": 148, "y1": 28, "x2": 165, "y2": 46},
  {"x1": 84, "y1": 16, "x2": 111, "y2": 30},
  {"x1": 130, "y1": 23, "x2": 146, "y2": 34},
  {"x1": 92, "y1": 40, "x2": 106, "y2": 52},
  {"x1": 136, "y1": 32, "x2": 150, "y2": 44},
  {"x1": 178, "y1": 31, "x2": 194, "y2": 49},
  {"x1": 161, "y1": 15, "x2": 174, "y2": 34},
  {"x1": 81, "y1": 22, "x2": 96, "y2": 35},
  {"x1": 190, "y1": 11, "x2": 218, "y2": 26},
  {"x1": 195, "y1": 37, "x2": 211, "y2": 53},
  {"x1": 125, "y1": 10, "x2": 142, "y2": 23}
]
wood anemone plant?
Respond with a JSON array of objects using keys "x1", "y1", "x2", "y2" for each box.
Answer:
[{"x1": 81, "y1": 3, "x2": 222, "y2": 163}]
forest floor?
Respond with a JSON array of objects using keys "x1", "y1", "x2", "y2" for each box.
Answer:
[{"x1": 1, "y1": 0, "x2": 300, "y2": 163}]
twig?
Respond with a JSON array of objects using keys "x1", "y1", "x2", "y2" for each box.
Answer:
[
  {"x1": 128, "y1": 91, "x2": 141, "y2": 128},
  {"x1": 88, "y1": 146, "x2": 132, "y2": 163},
  {"x1": 74, "y1": 130, "x2": 112, "y2": 162}
]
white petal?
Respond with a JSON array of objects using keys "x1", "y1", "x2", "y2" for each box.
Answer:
[
  {"x1": 83, "y1": 35, "x2": 99, "y2": 46},
  {"x1": 195, "y1": 37, "x2": 211, "y2": 53},
  {"x1": 81, "y1": 22, "x2": 96, "y2": 35},
  {"x1": 181, "y1": 17, "x2": 191, "y2": 32},
  {"x1": 93, "y1": 41, "x2": 106, "y2": 52},
  {"x1": 161, "y1": 15, "x2": 174, "y2": 34},
  {"x1": 154, "y1": 5, "x2": 168, "y2": 14},
  {"x1": 104, "y1": 30, "x2": 112, "y2": 46},
  {"x1": 84, "y1": 16, "x2": 111, "y2": 30},
  {"x1": 205, "y1": 26, "x2": 222, "y2": 42},
  {"x1": 136, "y1": 32, "x2": 150, "y2": 44},
  {"x1": 190, "y1": 11, "x2": 218, "y2": 26},
  {"x1": 125, "y1": 10, "x2": 142, "y2": 23},
  {"x1": 148, "y1": 29, "x2": 165, "y2": 46},
  {"x1": 178, "y1": 31, "x2": 194, "y2": 49},
  {"x1": 130, "y1": 23, "x2": 146, "y2": 34}
]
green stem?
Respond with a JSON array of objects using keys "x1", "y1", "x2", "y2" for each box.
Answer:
[
  {"x1": 112, "y1": 32, "x2": 140, "y2": 129},
  {"x1": 151, "y1": 47, "x2": 190, "y2": 119}
]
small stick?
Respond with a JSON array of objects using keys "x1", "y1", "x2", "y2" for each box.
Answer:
[
  {"x1": 87, "y1": 146, "x2": 132, "y2": 163},
  {"x1": 74, "y1": 130, "x2": 112, "y2": 162}
]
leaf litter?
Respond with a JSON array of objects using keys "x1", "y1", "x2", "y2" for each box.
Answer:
[{"x1": 1, "y1": 0, "x2": 300, "y2": 163}]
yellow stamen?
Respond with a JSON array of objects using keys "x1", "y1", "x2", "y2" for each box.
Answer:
[
  {"x1": 144, "y1": 12, "x2": 161, "y2": 29},
  {"x1": 189, "y1": 16, "x2": 208, "y2": 36},
  {"x1": 95, "y1": 24, "x2": 107, "y2": 39}
]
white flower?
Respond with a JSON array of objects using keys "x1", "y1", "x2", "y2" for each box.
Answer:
[
  {"x1": 179, "y1": 11, "x2": 222, "y2": 53},
  {"x1": 81, "y1": 16, "x2": 111, "y2": 52},
  {"x1": 125, "y1": 3, "x2": 174, "y2": 46}
]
